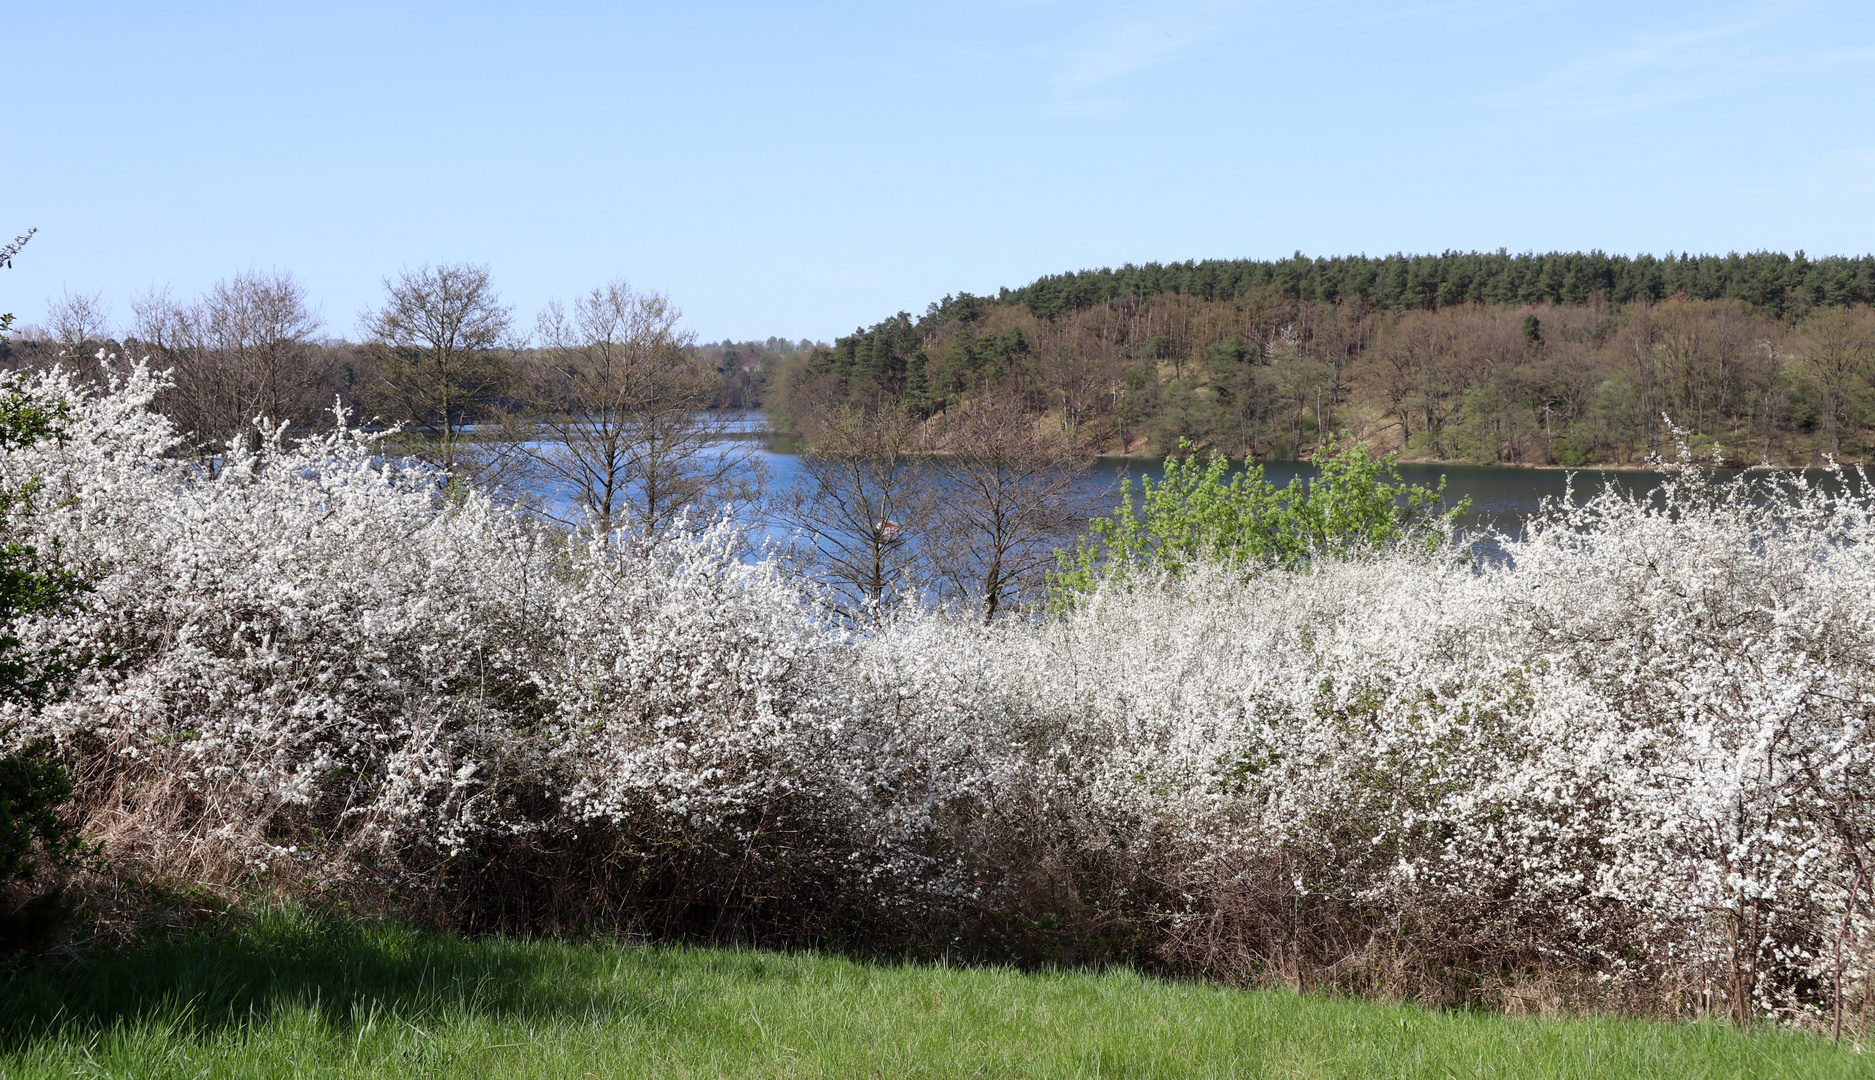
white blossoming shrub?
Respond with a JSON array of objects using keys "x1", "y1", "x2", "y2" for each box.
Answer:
[
  {"x1": 3, "y1": 366, "x2": 534, "y2": 880},
  {"x1": 845, "y1": 459, "x2": 1875, "y2": 1023},
  {"x1": 0, "y1": 367, "x2": 881, "y2": 936},
  {"x1": 5, "y1": 366, "x2": 1875, "y2": 1027}
]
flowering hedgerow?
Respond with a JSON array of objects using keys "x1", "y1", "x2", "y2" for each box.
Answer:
[{"x1": 4, "y1": 364, "x2": 1874, "y2": 1027}]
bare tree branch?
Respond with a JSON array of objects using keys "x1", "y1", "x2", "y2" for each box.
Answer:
[
  {"x1": 927, "y1": 397, "x2": 1094, "y2": 621},
  {"x1": 360, "y1": 263, "x2": 514, "y2": 473},
  {"x1": 517, "y1": 281, "x2": 763, "y2": 538}
]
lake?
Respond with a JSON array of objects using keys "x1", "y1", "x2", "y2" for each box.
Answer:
[
  {"x1": 537, "y1": 411, "x2": 1869, "y2": 547},
  {"x1": 754, "y1": 431, "x2": 1699, "y2": 537}
]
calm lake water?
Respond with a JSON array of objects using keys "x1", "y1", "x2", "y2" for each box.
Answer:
[
  {"x1": 752, "y1": 429, "x2": 1676, "y2": 537},
  {"x1": 547, "y1": 412, "x2": 1868, "y2": 547},
  {"x1": 760, "y1": 448, "x2": 1663, "y2": 533}
]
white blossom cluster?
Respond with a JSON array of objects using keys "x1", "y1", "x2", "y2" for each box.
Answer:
[{"x1": 5, "y1": 366, "x2": 1874, "y2": 1024}]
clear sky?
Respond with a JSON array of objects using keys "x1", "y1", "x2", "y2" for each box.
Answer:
[{"x1": 4, "y1": 1, "x2": 1874, "y2": 344}]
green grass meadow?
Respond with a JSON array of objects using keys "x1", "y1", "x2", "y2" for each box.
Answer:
[{"x1": 0, "y1": 910, "x2": 1866, "y2": 1079}]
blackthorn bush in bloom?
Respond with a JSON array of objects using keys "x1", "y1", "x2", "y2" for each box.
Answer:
[{"x1": 5, "y1": 365, "x2": 1875, "y2": 1027}]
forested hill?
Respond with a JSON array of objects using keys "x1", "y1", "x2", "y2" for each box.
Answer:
[
  {"x1": 773, "y1": 250, "x2": 1875, "y2": 468},
  {"x1": 999, "y1": 251, "x2": 1875, "y2": 320}
]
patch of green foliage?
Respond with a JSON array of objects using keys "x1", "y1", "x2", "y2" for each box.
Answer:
[
  {"x1": 0, "y1": 383, "x2": 95, "y2": 959},
  {"x1": 0, "y1": 387, "x2": 88, "y2": 716},
  {"x1": 0, "y1": 231, "x2": 94, "y2": 905},
  {"x1": 1052, "y1": 436, "x2": 1467, "y2": 598},
  {"x1": 0, "y1": 908, "x2": 1862, "y2": 1079}
]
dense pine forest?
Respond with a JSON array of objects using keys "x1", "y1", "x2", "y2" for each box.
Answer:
[{"x1": 772, "y1": 251, "x2": 1875, "y2": 466}]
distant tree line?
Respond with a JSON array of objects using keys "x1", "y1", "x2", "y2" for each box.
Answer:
[
  {"x1": 773, "y1": 252, "x2": 1875, "y2": 466},
  {"x1": 17, "y1": 247, "x2": 1875, "y2": 488},
  {"x1": 0, "y1": 270, "x2": 796, "y2": 480}
]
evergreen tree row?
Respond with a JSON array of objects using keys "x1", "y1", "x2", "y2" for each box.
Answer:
[{"x1": 999, "y1": 251, "x2": 1875, "y2": 320}]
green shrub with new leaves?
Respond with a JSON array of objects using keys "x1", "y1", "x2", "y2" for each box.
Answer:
[
  {"x1": 0, "y1": 229, "x2": 93, "y2": 894},
  {"x1": 1052, "y1": 436, "x2": 1466, "y2": 597},
  {"x1": 0, "y1": 382, "x2": 92, "y2": 889}
]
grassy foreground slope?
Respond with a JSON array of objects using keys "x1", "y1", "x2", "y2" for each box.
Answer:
[{"x1": 1, "y1": 913, "x2": 1865, "y2": 1080}]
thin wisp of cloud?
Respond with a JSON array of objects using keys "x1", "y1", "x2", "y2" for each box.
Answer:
[
  {"x1": 1492, "y1": 7, "x2": 1817, "y2": 117},
  {"x1": 1040, "y1": 2, "x2": 1255, "y2": 116}
]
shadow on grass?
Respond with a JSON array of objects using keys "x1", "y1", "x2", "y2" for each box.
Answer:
[
  {"x1": 5, "y1": 910, "x2": 1867, "y2": 1080},
  {"x1": 0, "y1": 906, "x2": 693, "y2": 1049}
]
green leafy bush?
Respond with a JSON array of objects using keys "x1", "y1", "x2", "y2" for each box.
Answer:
[
  {"x1": 0, "y1": 742, "x2": 80, "y2": 884},
  {"x1": 0, "y1": 382, "x2": 93, "y2": 893},
  {"x1": 1051, "y1": 436, "x2": 1466, "y2": 596}
]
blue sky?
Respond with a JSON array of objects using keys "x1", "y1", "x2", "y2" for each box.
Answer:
[{"x1": 4, "y1": 1, "x2": 1873, "y2": 343}]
